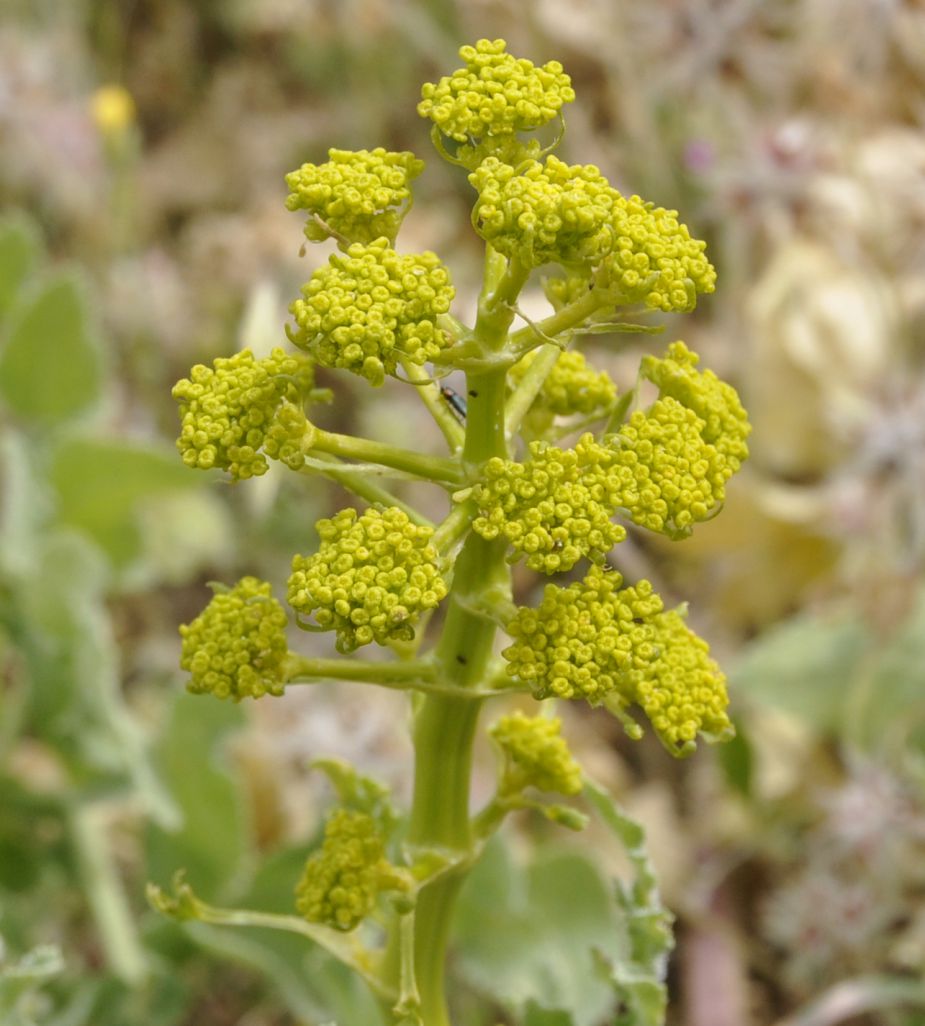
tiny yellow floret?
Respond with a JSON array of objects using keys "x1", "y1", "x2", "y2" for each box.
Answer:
[{"x1": 179, "y1": 577, "x2": 289, "y2": 700}]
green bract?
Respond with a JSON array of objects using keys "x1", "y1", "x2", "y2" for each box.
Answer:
[
  {"x1": 418, "y1": 38, "x2": 575, "y2": 143},
  {"x1": 172, "y1": 347, "x2": 316, "y2": 480},
  {"x1": 490, "y1": 711, "x2": 583, "y2": 796},
  {"x1": 288, "y1": 238, "x2": 455, "y2": 386},
  {"x1": 285, "y1": 148, "x2": 424, "y2": 247},
  {"x1": 287, "y1": 506, "x2": 447, "y2": 653},
  {"x1": 179, "y1": 577, "x2": 289, "y2": 700}
]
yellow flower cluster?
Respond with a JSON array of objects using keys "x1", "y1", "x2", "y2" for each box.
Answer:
[
  {"x1": 285, "y1": 148, "x2": 424, "y2": 246},
  {"x1": 471, "y1": 434, "x2": 628, "y2": 574},
  {"x1": 503, "y1": 565, "x2": 663, "y2": 704},
  {"x1": 510, "y1": 348, "x2": 618, "y2": 419},
  {"x1": 609, "y1": 397, "x2": 729, "y2": 537},
  {"x1": 418, "y1": 38, "x2": 575, "y2": 143},
  {"x1": 602, "y1": 196, "x2": 716, "y2": 312},
  {"x1": 295, "y1": 809, "x2": 402, "y2": 931},
  {"x1": 489, "y1": 711, "x2": 582, "y2": 795},
  {"x1": 179, "y1": 577, "x2": 289, "y2": 700},
  {"x1": 641, "y1": 341, "x2": 750, "y2": 470},
  {"x1": 631, "y1": 609, "x2": 733, "y2": 754},
  {"x1": 288, "y1": 238, "x2": 455, "y2": 387},
  {"x1": 468, "y1": 158, "x2": 715, "y2": 311},
  {"x1": 173, "y1": 348, "x2": 316, "y2": 480},
  {"x1": 287, "y1": 507, "x2": 447, "y2": 653},
  {"x1": 469, "y1": 156, "x2": 617, "y2": 269}
]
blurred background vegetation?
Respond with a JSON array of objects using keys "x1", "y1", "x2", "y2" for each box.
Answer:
[{"x1": 1, "y1": 1, "x2": 925, "y2": 1024}]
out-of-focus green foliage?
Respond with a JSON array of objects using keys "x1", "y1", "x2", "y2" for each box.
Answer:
[{"x1": 733, "y1": 588, "x2": 925, "y2": 750}]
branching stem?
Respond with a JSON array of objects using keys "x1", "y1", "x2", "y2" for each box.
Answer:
[{"x1": 307, "y1": 427, "x2": 464, "y2": 485}]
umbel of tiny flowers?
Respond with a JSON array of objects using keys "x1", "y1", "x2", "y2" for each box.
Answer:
[
  {"x1": 287, "y1": 506, "x2": 448, "y2": 653},
  {"x1": 502, "y1": 567, "x2": 733, "y2": 756},
  {"x1": 295, "y1": 808, "x2": 409, "y2": 931},
  {"x1": 179, "y1": 577, "x2": 288, "y2": 700},
  {"x1": 469, "y1": 433, "x2": 630, "y2": 574},
  {"x1": 285, "y1": 148, "x2": 424, "y2": 248},
  {"x1": 468, "y1": 155, "x2": 716, "y2": 312},
  {"x1": 172, "y1": 347, "x2": 327, "y2": 479},
  {"x1": 417, "y1": 38, "x2": 575, "y2": 170},
  {"x1": 510, "y1": 347, "x2": 619, "y2": 424},
  {"x1": 287, "y1": 238, "x2": 456, "y2": 387},
  {"x1": 489, "y1": 711, "x2": 583, "y2": 797}
]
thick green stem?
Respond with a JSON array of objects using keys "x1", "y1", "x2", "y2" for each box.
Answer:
[{"x1": 400, "y1": 248, "x2": 522, "y2": 1022}]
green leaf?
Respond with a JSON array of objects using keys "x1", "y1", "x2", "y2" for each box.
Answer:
[
  {"x1": 0, "y1": 269, "x2": 103, "y2": 425},
  {"x1": 454, "y1": 836, "x2": 625, "y2": 1026},
  {"x1": 524, "y1": 1003, "x2": 576, "y2": 1026},
  {"x1": 145, "y1": 691, "x2": 248, "y2": 901},
  {"x1": 863, "y1": 589, "x2": 925, "y2": 750},
  {"x1": 730, "y1": 612, "x2": 869, "y2": 734},
  {"x1": 0, "y1": 428, "x2": 52, "y2": 578},
  {"x1": 583, "y1": 779, "x2": 674, "y2": 1026},
  {"x1": 50, "y1": 438, "x2": 198, "y2": 565},
  {"x1": 730, "y1": 590, "x2": 925, "y2": 751},
  {"x1": 715, "y1": 727, "x2": 753, "y2": 798},
  {"x1": 17, "y1": 529, "x2": 178, "y2": 825},
  {"x1": 0, "y1": 213, "x2": 41, "y2": 320}
]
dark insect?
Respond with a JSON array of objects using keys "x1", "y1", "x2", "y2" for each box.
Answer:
[{"x1": 440, "y1": 385, "x2": 468, "y2": 423}]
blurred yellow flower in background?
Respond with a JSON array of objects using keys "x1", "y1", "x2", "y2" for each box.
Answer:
[{"x1": 90, "y1": 84, "x2": 135, "y2": 136}]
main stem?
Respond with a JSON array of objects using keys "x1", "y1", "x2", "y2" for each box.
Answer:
[{"x1": 402, "y1": 254, "x2": 520, "y2": 1026}]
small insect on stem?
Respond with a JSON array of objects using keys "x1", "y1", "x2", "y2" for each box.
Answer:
[{"x1": 440, "y1": 386, "x2": 468, "y2": 423}]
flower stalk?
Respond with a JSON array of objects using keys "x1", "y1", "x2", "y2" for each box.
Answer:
[{"x1": 163, "y1": 36, "x2": 750, "y2": 1026}]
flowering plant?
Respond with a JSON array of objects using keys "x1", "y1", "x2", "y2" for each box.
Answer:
[{"x1": 151, "y1": 39, "x2": 750, "y2": 1026}]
